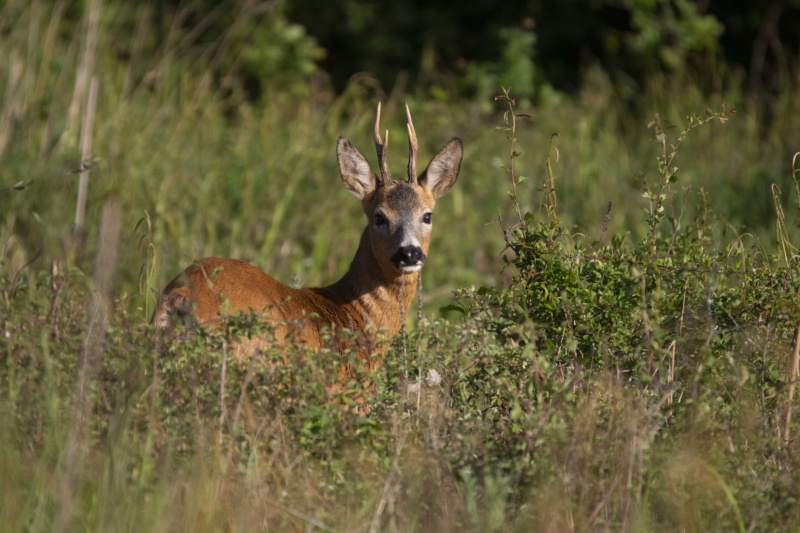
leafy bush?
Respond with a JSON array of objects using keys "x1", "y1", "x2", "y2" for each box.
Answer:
[{"x1": 418, "y1": 94, "x2": 798, "y2": 526}]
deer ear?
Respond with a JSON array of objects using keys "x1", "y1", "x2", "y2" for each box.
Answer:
[
  {"x1": 418, "y1": 137, "x2": 462, "y2": 198},
  {"x1": 337, "y1": 137, "x2": 377, "y2": 199}
]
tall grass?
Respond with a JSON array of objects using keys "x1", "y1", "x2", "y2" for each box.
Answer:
[
  {"x1": 2, "y1": 2, "x2": 800, "y2": 531},
  {"x1": 2, "y1": 3, "x2": 798, "y2": 312}
]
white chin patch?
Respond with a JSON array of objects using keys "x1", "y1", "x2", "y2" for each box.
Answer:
[{"x1": 400, "y1": 264, "x2": 422, "y2": 273}]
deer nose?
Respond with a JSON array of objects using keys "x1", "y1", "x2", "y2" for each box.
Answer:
[
  {"x1": 392, "y1": 246, "x2": 426, "y2": 267},
  {"x1": 401, "y1": 247, "x2": 422, "y2": 263}
]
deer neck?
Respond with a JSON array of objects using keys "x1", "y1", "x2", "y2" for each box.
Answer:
[{"x1": 319, "y1": 228, "x2": 418, "y2": 339}]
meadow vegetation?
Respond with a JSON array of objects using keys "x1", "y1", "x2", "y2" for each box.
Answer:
[{"x1": 2, "y1": 1, "x2": 800, "y2": 531}]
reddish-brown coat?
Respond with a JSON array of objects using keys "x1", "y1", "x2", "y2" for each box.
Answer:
[{"x1": 155, "y1": 103, "x2": 463, "y2": 389}]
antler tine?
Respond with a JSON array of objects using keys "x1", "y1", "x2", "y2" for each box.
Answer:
[
  {"x1": 405, "y1": 102, "x2": 418, "y2": 183},
  {"x1": 373, "y1": 102, "x2": 392, "y2": 184}
]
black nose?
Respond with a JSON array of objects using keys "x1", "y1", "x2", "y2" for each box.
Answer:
[
  {"x1": 401, "y1": 247, "x2": 422, "y2": 263},
  {"x1": 392, "y1": 246, "x2": 426, "y2": 267}
]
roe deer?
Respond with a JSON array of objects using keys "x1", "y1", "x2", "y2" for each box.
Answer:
[{"x1": 155, "y1": 103, "x2": 462, "y2": 380}]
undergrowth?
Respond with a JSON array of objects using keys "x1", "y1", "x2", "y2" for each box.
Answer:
[{"x1": 3, "y1": 89, "x2": 800, "y2": 531}]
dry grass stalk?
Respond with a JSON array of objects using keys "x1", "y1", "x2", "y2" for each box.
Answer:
[
  {"x1": 57, "y1": 199, "x2": 121, "y2": 532},
  {"x1": 74, "y1": 76, "x2": 99, "y2": 230},
  {"x1": 67, "y1": 0, "x2": 101, "y2": 131},
  {"x1": 783, "y1": 324, "x2": 800, "y2": 447}
]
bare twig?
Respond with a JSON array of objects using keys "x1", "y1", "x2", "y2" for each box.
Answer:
[
  {"x1": 220, "y1": 339, "x2": 228, "y2": 446},
  {"x1": 782, "y1": 324, "x2": 800, "y2": 447},
  {"x1": 417, "y1": 274, "x2": 423, "y2": 412}
]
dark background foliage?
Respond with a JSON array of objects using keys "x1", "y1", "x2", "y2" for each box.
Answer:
[
  {"x1": 71, "y1": 0, "x2": 800, "y2": 100},
  {"x1": 229, "y1": 1, "x2": 799, "y2": 95}
]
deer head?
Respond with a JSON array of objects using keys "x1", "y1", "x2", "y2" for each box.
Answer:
[{"x1": 336, "y1": 103, "x2": 463, "y2": 278}]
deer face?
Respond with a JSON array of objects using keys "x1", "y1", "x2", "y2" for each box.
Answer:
[
  {"x1": 337, "y1": 104, "x2": 463, "y2": 277},
  {"x1": 366, "y1": 181, "x2": 435, "y2": 274}
]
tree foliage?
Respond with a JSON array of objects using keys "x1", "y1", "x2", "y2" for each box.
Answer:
[{"x1": 35, "y1": 0, "x2": 800, "y2": 100}]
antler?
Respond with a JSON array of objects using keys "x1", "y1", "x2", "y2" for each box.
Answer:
[
  {"x1": 373, "y1": 102, "x2": 392, "y2": 185},
  {"x1": 405, "y1": 102, "x2": 418, "y2": 183}
]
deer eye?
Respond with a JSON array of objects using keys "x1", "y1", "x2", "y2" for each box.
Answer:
[
  {"x1": 422, "y1": 212, "x2": 432, "y2": 224},
  {"x1": 374, "y1": 213, "x2": 388, "y2": 228}
]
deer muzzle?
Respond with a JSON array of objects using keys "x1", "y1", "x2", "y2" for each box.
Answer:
[{"x1": 392, "y1": 245, "x2": 426, "y2": 272}]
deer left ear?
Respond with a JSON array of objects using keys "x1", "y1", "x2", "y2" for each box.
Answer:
[
  {"x1": 419, "y1": 137, "x2": 463, "y2": 198},
  {"x1": 337, "y1": 137, "x2": 377, "y2": 199}
]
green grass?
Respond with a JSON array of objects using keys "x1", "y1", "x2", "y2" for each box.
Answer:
[{"x1": 2, "y1": 2, "x2": 800, "y2": 531}]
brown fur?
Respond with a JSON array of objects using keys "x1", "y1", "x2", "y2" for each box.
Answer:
[{"x1": 154, "y1": 104, "x2": 463, "y2": 387}]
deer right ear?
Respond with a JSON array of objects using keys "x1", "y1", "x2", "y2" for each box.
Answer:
[
  {"x1": 419, "y1": 137, "x2": 463, "y2": 198},
  {"x1": 337, "y1": 137, "x2": 377, "y2": 199}
]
